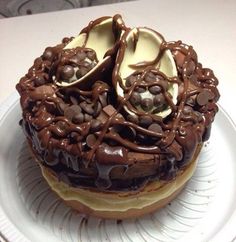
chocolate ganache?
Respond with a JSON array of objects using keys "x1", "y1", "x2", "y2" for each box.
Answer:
[{"x1": 16, "y1": 15, "x2": 219, "y2": 192}]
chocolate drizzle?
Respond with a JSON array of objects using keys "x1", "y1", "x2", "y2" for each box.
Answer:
[{"x1": 16, "y1": 15, "x2": 220, "y2": 192}]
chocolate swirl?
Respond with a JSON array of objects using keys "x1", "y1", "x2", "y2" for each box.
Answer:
[{"x1": 16, "y1": 16, "x2": 219, "y2": 192}]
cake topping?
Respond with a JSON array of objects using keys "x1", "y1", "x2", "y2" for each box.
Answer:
[
  {"x1": 16, "y1": 15, "x2": 220, "y2": 191},
  {"x1": 54, "y1": 15, "x2": 126, "y2": 88},
  {"x1": 113, "y1": 27, "x2": 178, "y2": 119}
]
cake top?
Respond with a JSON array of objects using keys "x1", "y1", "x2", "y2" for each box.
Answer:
[{"x1": 16, "y1": 15, "x2": 220, "y2": 191}]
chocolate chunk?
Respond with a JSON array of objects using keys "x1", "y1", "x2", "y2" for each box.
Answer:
[
  {"x1": 60, "y1": 65, "x2": 75, "y2": 80},
  {"x1": 120, "y1": 126, "x2": 136, "y2": 141},
  {"x1": 196, "y1": 90, "x2": 212, "y2": 106},
  {"x1": 57, "y1": 102, "x2": 67, "y2": 115},
  {"x1": 70, "y1": 96, "x2": 79, "y2": 105},
  {"x1": 64, "y1": 105, "x2": 82, "y2": 120},
  {"x1": 76, "y1": 67, "x2": 88, "y2": 78},
  {"x1": 148, "y1": 123, "x2": 163, "y2": 134},
  {"x1": 144, "y1": 71, "x2": 156, "y2": 82},
  {"x1": 130, "y1": 92, "x2": 141, "y2": 106},
  {"x1": 99, "y1": 93, "x2": 108, "y2": 107},
  {"x1": 72, "y1": 113, "x2": 84, "y2": 124},
  {"x1": 183, "y1": 106, "x2": 193, "y2": 115},
  {"x1": 90, "y1": 119, "x2": 102, "y2": 132},
  {"x1": 139, "y1": 115, "x2": 152, "y2": 127},
  {"x1": 185, "y1": 60, "x2": 196, "y2": 76},
  {"x1": 127, "y1": 114, "x2": 139, "y2": 124},
  {"x1": 80, "y1": 102, "x2": 94, "y2": 115},
  {"x1": 70, "y1": 132, "x2": 78, "y2": 142},
  {"x1": 87, "y1": 50, "x2": 96, "y2": 61},
  {"x1": 84, "y1": 113, "x2": 93, "y2": 122},
  {"x1": 135, "y1": 86, "x2": 146, "y2": 93},
  {"x1": 149, "y1": 85, "x2": 161, "y2": 95},
  {"x1": 69, "y1": 55, "x2": 80, "y2": 65},
  {"x1": 93, "y1": 101, "x2": 102, "y2": 117},
  {"x1": 86, "y1": 134, "x2": 97, "y2": 148},
  {"x1": 103, "y1": 105, "x2": 116, "y2": 117},
  {"x1": 125, "y1": 75, "x2": 137, "y2": 87},
  {"x1": 34, "y1": 75, "x2": 46, "y2": 86},
  {"x1": 42, "y1": 48, "x2": 54, "y2": 61},
  {"x1": 76, "y1": 51, "x2": 86, "y2": 61},
  {"x1": 153, "y1": 94, "x2": 165, "y2": 107},
  {"x1": 141, "y1": 98, "x2": 153, "y2": 112},
  {"x1": 30, "y1": 85, "x2": 54, "y2": 100},
  {"x1": 81, "y1": 61, "x2": 91, "y2": 68}
]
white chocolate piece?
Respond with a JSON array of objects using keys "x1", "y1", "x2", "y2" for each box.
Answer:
[
  {"x1": 116, "y1": 27, "x2": 178, "y2": 118},
  {"x1": 56, "y1": 17, "x2": 116, "y2": 87}
]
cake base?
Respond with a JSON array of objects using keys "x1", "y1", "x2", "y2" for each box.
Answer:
[{"x1": 31, "y1": 144, "x2": 202, "y2": 219}]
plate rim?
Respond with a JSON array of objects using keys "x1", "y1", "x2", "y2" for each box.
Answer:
[{"x1": 0, "y1": 91, "x2": 236, "y2": 242}]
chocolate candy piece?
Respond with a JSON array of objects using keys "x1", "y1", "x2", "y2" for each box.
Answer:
[
  {"x1": 135, "y1": 86, "x2": 146, "y2": 93},
  {"x1": 72, "y1": 113, "x2": 84, "y2": 124},
  {"x1": 80, "y1": 102, "x2": 94, "y2": 115},
  {"x1": 86, "y1": 134, "x2": 97, "y2": 148},
  {"x1": 130, "y1": 92, "x2": 141, "y2": 106},
  {"x1": 183, "y1": 105, "x2": 193, "y2": 115},
  {"x1": 84, "y1": 113, "x2": 93, "y2": 122},
  {"x1": 42, "y1": 48, "x2": 54, "y2": 61},
  {"x1": 127, "y1": 114, "x2": 139, "y2": 124},
  {"x1": 141, "y1": 98, "x2": 153, "y2": 112},
  {"x1": 64, "y1": 105, "x2": 82, "y2": 121},
  {"x1": 60, "y1": 65, "x2": 75, "y2": 80},
  {"x1": 69, "y1": 55, "x2": 80, "y2": 65},
  {"x1": 93, "y1": 102, "x2": 102, "y2": 117},
  {"x1": 87, "y1": 50, "x2": 96, "y2": 60},
  {"x1": 76, "y1": 67, "x2": 89, "y2": 78},
  {"x1": 196, "y1": 90, "x2": 212, "y2": 106},
  {"x1": 149, "y1": 85, "x2": 161, "y2": 95},
  {"x1": 139, "y1": 115, "x2": 152, "y2": 127},
  {"x1": 99, "y1": 93, "x2": 108, "y2": 107},
  {"x1": 57, "y1": 102, "x2": 67, "y2": 115},
  {"x1": 185, "y1": 60, "x2": 196, "y2": 76},
  {"x1": 148, "y1": 123, "x2": 163, "y2": 134},
  {"x1": 120, "y1": 126, "x2": 136, "y2": 141},
  {"x1": 125, "y1": 75, "x2": 137, "y2": 87},
  {"x1": 76, "y1": 51, "x2": 86, "y2": 61},
  {"x1": 34, "y1": 74, "x2": 46, "y2": 86},
  {"x1": 70, "y1": 96, "x2": 79, "y2": 105},
  {"x1": 30, "y1": 85, "x2": 54, "y2": 100},
  {"x1": 144, "y1": 71, "x2": 156, "y2": 82},
  {"x1": 90, "y1": 119, "x2": 102, "y2": 132},
  {"x1": 154, "y1": 94, "x2": 165, "y2": 107},
  {"x1": 70, "y1": 132, "x2": 79, "y2": 142}
]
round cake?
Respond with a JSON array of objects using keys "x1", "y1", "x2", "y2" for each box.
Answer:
[{"x1": 16, "y1": 15, "x2": 220, "y2": 219}]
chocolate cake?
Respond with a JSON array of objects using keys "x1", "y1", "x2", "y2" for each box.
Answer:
[{"x1": 16, "y1": 15, "x2": 220, "y2": 219}]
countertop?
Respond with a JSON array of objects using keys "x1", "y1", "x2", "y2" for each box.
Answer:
[{"x1": 0, "y1": 0, "x2": 236, "y2": 121}]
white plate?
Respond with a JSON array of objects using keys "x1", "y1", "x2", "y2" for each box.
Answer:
[{"x1": 0, "y1": 93, "x2": 236, "y2": 242}]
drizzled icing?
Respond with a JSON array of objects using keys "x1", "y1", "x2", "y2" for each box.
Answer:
[{"x1": 16, "y1": 15, "x2": 220, "y2": 191}]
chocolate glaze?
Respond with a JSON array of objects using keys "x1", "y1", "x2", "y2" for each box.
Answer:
[{"x1": 16, "y1": 15, "x2": 220, "y2": 191}]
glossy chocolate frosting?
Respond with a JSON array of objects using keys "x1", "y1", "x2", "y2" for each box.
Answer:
[{"x1": 16, "y1": 15, "x2": 220, "y2": 192}]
